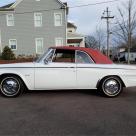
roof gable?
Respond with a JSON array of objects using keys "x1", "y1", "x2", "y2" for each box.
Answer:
[
  {"x1": 0, "y1": 0, "x2": 67, "y2": 12},
  {"x1": 10, "y1": 0, "x2": 66, "y2": 8}
]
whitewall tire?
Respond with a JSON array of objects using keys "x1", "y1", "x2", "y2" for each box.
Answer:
[
  {"x1": 0, "y1": 76, "x2": 24, "y2": 97},
  {"x1": 99, "y1": 76, "x2": 123, "y2": 97}
]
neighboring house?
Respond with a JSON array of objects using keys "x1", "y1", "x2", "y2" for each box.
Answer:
[
  {"x1": 117, "y1": 45, "x2": 136, "y2": 61},
  {"x1": 119, "y1": 48, "x2": 136, "y2": 62},
  {"x1": 67, "y1": 22, "x2": 85, "y2": 47},
  {"x1": 0, "y1": 0, "x2": 68, "y2": 56}
]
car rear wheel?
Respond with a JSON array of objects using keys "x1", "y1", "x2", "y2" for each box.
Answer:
[
  {"x1": 99, "y1": 76, "x2": 123, "y2": 97},
  {"x1": 0, "y1": 76, "x2": 24, "y2": 97}
]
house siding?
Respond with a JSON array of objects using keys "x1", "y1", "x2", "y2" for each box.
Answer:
[{"x1": 0, "y1": 0, "x2": 67, "y2": 56}]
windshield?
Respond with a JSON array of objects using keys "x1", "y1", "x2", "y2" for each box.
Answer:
[{"x1": 35, "y1": 48, "x2": 52, "y2": 63}]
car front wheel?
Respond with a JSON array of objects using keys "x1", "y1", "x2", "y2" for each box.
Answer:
[
  {"x1": 99, "y1": 76, "x2": 123, "y2": 97},
  {"x1": 0, "y1": 76, "x2": 24, "y2": 97}
]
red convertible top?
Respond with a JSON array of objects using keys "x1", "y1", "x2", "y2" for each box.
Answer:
[{"x1": 51, "y1": 46, "x2": 113, "y2": 64}]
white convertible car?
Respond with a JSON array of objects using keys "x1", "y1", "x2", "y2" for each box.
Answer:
[{"x1": 0, "y1": 46, "x2": 136, "y2": 98}]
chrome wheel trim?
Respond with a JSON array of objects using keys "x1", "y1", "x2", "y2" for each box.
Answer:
[
  {"x1": 0, "y1": 77, "x2": 20, "y2": 97},
  {"x1": 102, "y1": 78, "x2": 122, "y2": 97}
]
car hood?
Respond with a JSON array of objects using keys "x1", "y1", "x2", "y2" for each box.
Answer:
[{"x1": 0, "y1": 62, "x2": 35, "y2": 68}]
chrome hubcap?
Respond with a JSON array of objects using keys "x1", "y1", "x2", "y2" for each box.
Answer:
[
  {"x1": 104, "y1": 79, "x2": 120, "y2": 95},
  {"x1": 1, "y1": 77, "x2": 20, "y2": 96}
]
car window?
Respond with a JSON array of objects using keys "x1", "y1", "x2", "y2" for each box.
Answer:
[
  {"x1": 36, "y1": 48, "x2": 53, "y2": 63},
  {"x1": 76, "y1": 51, "x2": 94, "y2": 64},
  {"x1": 52, "y1": 49, "x2": 75, "y2": 63},
  {"x1": 45, "y1": 49, "x2": 55, "y2": 62}
]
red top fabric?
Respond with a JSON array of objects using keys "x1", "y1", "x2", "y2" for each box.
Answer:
[{"x1": 51, "y1": 46, "x2": 113, "y2": 64}]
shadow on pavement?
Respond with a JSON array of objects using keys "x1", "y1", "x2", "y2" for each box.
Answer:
[{"x1": 25, "y1": 89, "x2": 102, "y2": 97}]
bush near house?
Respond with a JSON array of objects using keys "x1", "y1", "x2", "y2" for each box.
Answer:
[
  {"x1": 0, "y1": 46, "x2": 34, "y2": 64},
  {"x1": 1, "y1": 46, "x2": 16, "y2": 60}
]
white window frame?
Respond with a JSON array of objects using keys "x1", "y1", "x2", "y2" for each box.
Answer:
[
  {"x1": 54, "y1": 13, "x2": 62, "y2": 26},
  {"x1": 35, "y1": 38, "x2": 44, "y2": 54},
  {"x1": 6, "y1": 14, "x2": 14, "y2": 26},
  {"x1": 34, "y1": 12, "x2": 42, "y2": 27},
  {"x1": 9, "y1": 39, "x2": 17, "y2": 50},
  {"x1": 55, "y1": 38, "x2": 63, "y2": 46}
]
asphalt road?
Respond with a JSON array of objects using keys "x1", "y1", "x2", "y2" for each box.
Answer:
[{"x1": 0, "y1": 88, "x2": 136, "y2": 136}]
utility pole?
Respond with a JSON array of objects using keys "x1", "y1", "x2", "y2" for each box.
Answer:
[
  {"x1": 127, "y1": 1, "x2": 132, "y2": 64},
  {"x1": 101, "y1": 7, "x2": 114, "y2": 57}
]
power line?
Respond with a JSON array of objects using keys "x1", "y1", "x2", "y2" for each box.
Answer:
[
  {"x1": 0, "y1": 0, "x2": 122, "y2": 17},
  {"x1": 69, "y1": 0, "x2": 121, "y2": 8}
]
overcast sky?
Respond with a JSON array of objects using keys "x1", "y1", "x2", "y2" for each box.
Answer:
[{"x1": 0, "y1": 0, "x2": 129, "y2": 35}]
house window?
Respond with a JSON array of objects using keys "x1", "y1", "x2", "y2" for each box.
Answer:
[
  {"x1": 54, "y1": 13, "x2": 62, "y2": 26},
  {"x1": 9, "y1": 39, "x2": 17, "y2": 50},
  {"x1": 36, "y1": 38, "x2": 43, "y2": 54},
  {"x1": 7, "y1": 14, "x2": 14, "y2": 26},
  {"x1": 34, "y1": 13, "x2": 42, "y2": 27},
  {"x1": 55, "y1": 38, "x2": 63, "y2": 46}
]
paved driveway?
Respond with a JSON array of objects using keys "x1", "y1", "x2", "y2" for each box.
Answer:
[{"x1": 0, "y1": 88, "x2": 136, "y2": 136}]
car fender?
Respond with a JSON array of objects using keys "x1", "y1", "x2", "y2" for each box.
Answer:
[{"x1": 0, "y1": 69, "x2": 34, "y2": 90}]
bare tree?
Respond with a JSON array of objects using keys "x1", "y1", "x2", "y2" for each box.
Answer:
[
  {"x1": 85, "y1": 28, "x2": 105, "y2": 50},
  {"x1": 112, "y1": 0, "x2": 136, "y2": 64},
  {"x1": 85, "y1": 35, "x2": 99, "y2": 49},
  {"x1": 95, "y1": 27, "x2": 105, "y2": 51}
]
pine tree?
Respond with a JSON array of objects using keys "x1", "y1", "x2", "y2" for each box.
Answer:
[{"x1": 1, "y1": 46, "x2": 16, "y2": 60}]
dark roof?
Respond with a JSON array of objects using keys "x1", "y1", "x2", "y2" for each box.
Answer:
[
  {"x1": 0, "y1": 2, "x2": 14, "y2": 11},
  {"x1": 63, "y1": 2, "x2": 67, "y2": 6},
  {"x1": 124, "y1": 47, "x2": 136, "y2": 52},
  {"x1": 120, "y1": 47, "x2": 136, "y2": 53},
  {"x1": 130, "y1": 48, "x2": 136, "y2": 52},
  {"x1": 0, "y1": 2, "x2": 15, "y2": 8},
  {"x1": 67, "y1": 22, "x2": 77, "y2": 29},
  {"x1": 51, "y1": 46, "x2": 113, "y2": 64}
]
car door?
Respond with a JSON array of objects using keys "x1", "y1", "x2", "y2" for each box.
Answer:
[
  {"x1": 76, "y1": 50, "x2": 99, "y2": 89},
  {"x1": 35, "y1": 49, "x2": 76, "y2": 90}
]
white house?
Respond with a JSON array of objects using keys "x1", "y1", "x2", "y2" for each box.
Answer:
[
  {"x1": 119, "y1": 49, "x2": 136, "y2": 62},
  {"x1": 67, "y1": 22, "x2": 85, "y2": 47}
]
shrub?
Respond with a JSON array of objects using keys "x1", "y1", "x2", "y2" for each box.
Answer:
[{"x1": 1, "y1": 46, "x2": 16, "y2": 60}]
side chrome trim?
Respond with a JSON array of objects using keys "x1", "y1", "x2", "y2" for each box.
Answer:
[
  {"x1": 0, "y1": 67, "x2": 136, "y2": 70},
  {"x1": 0, "y1": 67, "x2": 75, "y2": 69}
]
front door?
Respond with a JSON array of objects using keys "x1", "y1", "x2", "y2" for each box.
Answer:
[
  {"x1": 76, "y1": 50, "x2": 97, "y2": 89},
  {"x1": 35, "y1": 49, "x2": 76, "y2": 89}
]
